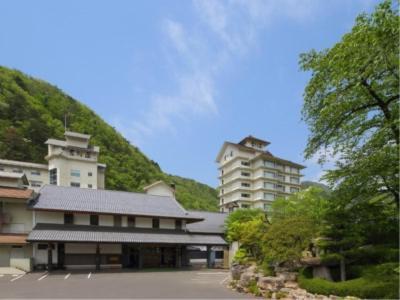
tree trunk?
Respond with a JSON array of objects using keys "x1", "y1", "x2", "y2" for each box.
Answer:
[{"x1": 339, "y1": 249, "x2": 346, "y2": 281}]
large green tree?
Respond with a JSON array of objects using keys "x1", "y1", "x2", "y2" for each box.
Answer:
[{"x1": 300, "y1": 0, "x2": 399, "y2": 206}]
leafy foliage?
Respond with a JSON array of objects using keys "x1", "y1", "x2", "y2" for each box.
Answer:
[
  {"x1": 300, "y1": 0, "x2": 399, "y2": 206},
  {"x1": 0, "y1": 66, "x2": 218, "y2": 211},
  {"x1": 270, "y1": 186, "x2": 329, "y2": 235},
  {"x1": 225, "y1": 209, "x2": 267, "y2": 261},
  {"x1": 263, "y1": 216, "x2": 314, "y2": 267}
]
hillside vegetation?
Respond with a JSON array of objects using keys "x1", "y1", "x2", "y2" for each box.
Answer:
[{"x1": 0, "y1": 66, "x2": 218, "y2": 211}]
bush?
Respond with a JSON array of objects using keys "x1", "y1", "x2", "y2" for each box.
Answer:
[
  {"x1": 260, "y1": 259, "x2": 275, "y2": 276},
  {"x1": 320, "y1": 253, "x2": 342, "y2": 266},
  {"x1": 233, "y1": 248, "x2": 250, "y2": 264},
  {"x1": 247, "y1": 279, "x2": 262, "y2": 296},
  {"x1": 298, "y1": 266, "x2": 399, "y2": 299},
  {"x1": 345, "y1": 246, "x2": 399, "y2": 265}
]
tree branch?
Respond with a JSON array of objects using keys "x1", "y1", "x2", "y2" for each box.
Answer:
[{"x1": 361, "y1": 79, "x2": 399, "y2": 145}]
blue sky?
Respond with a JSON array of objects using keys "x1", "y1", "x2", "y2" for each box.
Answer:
[{"x1": 0, "y1": 0, "x2": 380, "y2": 187}]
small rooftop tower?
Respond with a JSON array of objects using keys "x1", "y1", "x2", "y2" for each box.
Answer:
[
  {"x1": 64, "y1": 131, "x2": 91, "y2": 149},
  {"x1": 238, "y1": 135, "x2": 270, "y2": 151}
]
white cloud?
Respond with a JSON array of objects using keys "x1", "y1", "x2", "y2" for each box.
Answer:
[{"x1": 124, "y1": 0, "x2": 321, "y2": 145}]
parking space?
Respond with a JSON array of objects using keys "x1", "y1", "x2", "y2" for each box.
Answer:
[{"x1": 0, "y1": 269, "x2": 253, "y2": 298}]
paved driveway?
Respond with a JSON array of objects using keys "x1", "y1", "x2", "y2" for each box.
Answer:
[{"x1": 0, "y1": 269, "x2": 254, "y2": 299}]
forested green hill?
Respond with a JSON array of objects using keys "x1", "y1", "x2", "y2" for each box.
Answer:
[{"x1": 0, "y1": 66, "x2": 218, "y2": 211}]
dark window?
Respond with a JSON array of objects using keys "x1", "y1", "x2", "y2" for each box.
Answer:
[
  {"x1": 12, "y1": 169, "x2": 23, "y2": 173},
  {"x1": 85, "y1": 152, "x2": 91, "y2": 158},
  {"x1": 241, "y1": 182, "x2": 251, "y2": 187},
  {"x1": 30, "y1": 180, "x2": 42, "y2": 187},
  {"x1": 64, "y1": 213, "x2": 74, "y2": 225},
  {"x1": 175, "y1": 219, "x2": 182, "y2": 230},
  {"x1": 71, "y1": 182, "x2": 80, "y2": 187},
  {"x1": 241, "y1": 161, "x2": 250, "y2": 166},
  {"x1": 90, "y1": 215, "x2": 99, "y2": 226},
  {"x1": 241, "y1": 193, "x2": 251, "y2": 198},
  {"x1": 31, "y1": 170, "x2": 41, "y2": 176},
  {"x1": 241, "y1": 172, "x2": 250, "y2": 177},
  {"x1": 88, "y1": 172, "x2": 93, "y2": 177},
  {"x1": 49, "y1": 168, "x2": 57, "y2": 185},
  {"x1": 114, "y1": 215, "x2": 122, "y2": 227},
  {"x1": 152, "y1": 218, "x2": 160, "y2": 229},
  {"x1": 127, "y1": 216, "x2": 135, "y2": 227},
  {"x1": 38, "y1": 244, "x2": 54, "y2": 250},
  {"x1": 88, "y1": 184, "x2": 93, "y2": 188}
]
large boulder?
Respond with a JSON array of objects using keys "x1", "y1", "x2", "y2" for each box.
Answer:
[
  {"x1": 257, "y1": 276, "x2": 284, "y2": 292},
  {"x1": 230, "y1": 263, "x2": 248, "y2": 280},
  {"x1": 277, "y1": 271, "x2": 298, "y2": 282},
  {"x1": 239, "y1": 272, "x2": 254, "y2": 287}
]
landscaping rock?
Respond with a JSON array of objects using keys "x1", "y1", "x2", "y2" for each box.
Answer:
[
  {"x1": 230, "y1": 263, "x2": 248, "y2": 280},
  {"x1": 277, "y1": 271, "x2": 298, "y2": 282},
  {"x1": 239, "y1": 272, "x2": 254, "y2": 287},
  {"x1": 258, "y1": 276, "x2": 284, "y2": 291},
  {"x1": 284, "y1": 281, "x2": 298, "y2": 289}
]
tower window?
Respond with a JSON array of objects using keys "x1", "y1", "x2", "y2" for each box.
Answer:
[{"x1": 49, "y1": 168, "x2": 57, "y2": 185}]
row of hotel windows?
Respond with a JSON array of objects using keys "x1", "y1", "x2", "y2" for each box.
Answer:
[
  {"x1": 239, "y1": 189, "x2": 299, "y2": 200},
  {"x1": 68, "y1": 149, "x2": 92, "y2": 159},
  {"x1": 49, "y1": 168, "x2": 93, "y2": 188},
  {"x1": 263, "y1": 161, "x2": 299, "y2": 174},
  {"x1": 63, "y1": 213, "x2": 183, "y2": 229},
  {"x1": 0, "y1": 166, "x2": 42, "y2": 176},
  {"x1": 70, "y1": 169, "x2": 93, "y2": 177},
  {"x1": 240, "y1": 171, "x2": 299, "y2": 184},
  {"x1": 221, "y1": 182, "x2": 299, "y2": 194},
  {"x1": 27, "y1": 180, "x2": 93, "y2": 188},
  {"x1": 0, "y1": 167, "x2": 94, "y2": 178}
]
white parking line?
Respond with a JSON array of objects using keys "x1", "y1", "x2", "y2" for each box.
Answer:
[
  {"x1": 38, "y1": 272, "x2": 48, "y2": 281},
  {"x1": 0, "y1": 274, "x2": 4, "y2": 277},
  {"x1": 12, "y1": 274, "x2": 19, "y2": 277},
  {"x1": 64, "y1": 273, "x2": 71, "y2": 280},
  {"x1": 87, "y1": 272, "x2": 92, "y2": 279},
  {"x1": 196, "y1": 272, "x2": 229, "y2": 275},
  {"x1": 10, "y1": 274, "x2": 24, "y2": 282}
]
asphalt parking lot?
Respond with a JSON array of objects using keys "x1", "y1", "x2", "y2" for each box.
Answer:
[{"x1": 0, "y1": 269, "x2": 254, "y2": 299}]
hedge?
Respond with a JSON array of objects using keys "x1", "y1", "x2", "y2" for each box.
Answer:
[{"x1": 298, "y1": 265, "x2": 399, "y2": 299}]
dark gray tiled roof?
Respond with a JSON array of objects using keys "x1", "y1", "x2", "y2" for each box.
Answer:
[
  {"x1": 27, "y1": 224, "x2": 227, "y2": 245},
  {"x1": 32, "y1": 185, "x2": 202, "y2": 222},
  {"x1": 186, "y1": 211, "x2": 227, "y2": 234}
]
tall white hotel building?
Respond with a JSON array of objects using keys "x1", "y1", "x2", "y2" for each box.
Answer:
[{"x1": 216, "y1": 136, "x2": 305, "y2": 213}]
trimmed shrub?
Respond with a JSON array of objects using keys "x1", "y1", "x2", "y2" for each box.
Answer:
[{"x1": 298, "y1": 266, "x2": 399, "y2": 299}]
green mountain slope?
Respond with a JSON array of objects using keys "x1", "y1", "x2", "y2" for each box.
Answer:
[{"x1": 0, "y1": 66, "x2": 218, "y2": 211}]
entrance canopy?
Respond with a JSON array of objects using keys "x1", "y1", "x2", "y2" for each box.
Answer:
[{"x1": 27, "y1": 224, "x2": 227, "y2": 246}]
